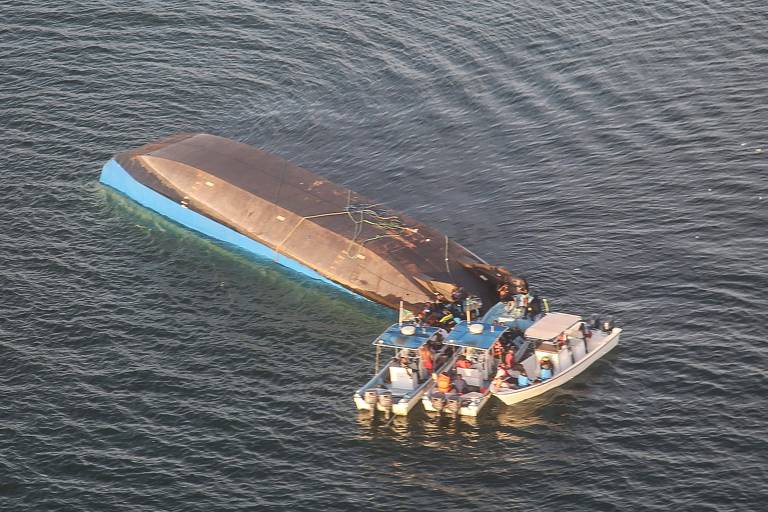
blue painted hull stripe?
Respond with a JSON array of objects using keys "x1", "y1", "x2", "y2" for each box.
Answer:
[{"x1": 99, "y1": 159, "x2": 354, "y2": 295}]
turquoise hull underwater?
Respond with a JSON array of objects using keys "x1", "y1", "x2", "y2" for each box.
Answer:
[{"x1": 99, "y1": 158, "x2": 353, "y2": 296}]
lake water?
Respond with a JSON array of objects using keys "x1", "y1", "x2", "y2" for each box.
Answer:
[{"x1": 1, "y1": 1, "x2": 766, "y2": 510}]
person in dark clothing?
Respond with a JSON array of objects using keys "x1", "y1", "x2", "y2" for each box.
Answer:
[
  {"x1": 526, "y1": 295, "x2": 542, "y2": 320},
  {"x1": 497, "y1": 282, "x2": 512, "y2": 302}
]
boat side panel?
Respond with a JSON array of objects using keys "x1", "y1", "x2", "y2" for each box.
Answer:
[{"x1": 100, "y1": 158, "x2": 353, "y2": 295}]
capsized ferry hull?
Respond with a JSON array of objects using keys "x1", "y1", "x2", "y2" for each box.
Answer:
[{"x1": 100, "y1": 133, "x2": 522, "y2": 313}]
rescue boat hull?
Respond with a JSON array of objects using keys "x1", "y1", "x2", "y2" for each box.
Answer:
[{"x1": 492, "y1": 328, "x2": 621, "y2": 406}]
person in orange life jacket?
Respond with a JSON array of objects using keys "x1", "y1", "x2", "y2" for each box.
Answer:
[
  {"x1": 539, "y1": 356, "x2": 554, "y2": 381},
  {"x1": 516, "y1": 368, "x2": 531, "y2": 388},
  {"x1": 436, "y1": 372, "x2": 453, "y2": 393},
  {"x1": 419, "y1": 344, "x2": 434, "y2": 377},
  {"x1": 556, "y1": 332, "x2": 568, "y2": 349},
  {"x1": 455, "y1": 355, "x2": 473, "y2": 369}
]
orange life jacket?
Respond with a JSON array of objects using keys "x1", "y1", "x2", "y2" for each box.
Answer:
[
  {"x1": 420, "y1": 346, "x2": 433, "y2": 370},
  {"x1": 436, "y1": 373, "x2": 452, "y2": 393}
]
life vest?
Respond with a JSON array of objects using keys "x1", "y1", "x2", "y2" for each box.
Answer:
[
  {"x1": 540, "y1": 367, "x2": 553, "y2": 380},
  {"x1": 420, "y1": 346, "x2": 433, "y2": 371},
  {"x1": 517, "y1": 374, "x2": 530, "y2": 387},
  {"x1": 542, "y1": 298, "x2": 550, "y2": 313},
  {"x1": 492, "y1": 340, "x2": 503, "y2": 358},
  {"x1": 504, "y1": 350, "x2": 515, "y2": 367},
  {"x1": 436, "y1": 373, "x2": 452, "y2": 393}
]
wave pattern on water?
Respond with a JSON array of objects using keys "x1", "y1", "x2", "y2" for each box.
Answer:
[{"x1": 1, "y1": 0, "x2": 767, "y2": 510}]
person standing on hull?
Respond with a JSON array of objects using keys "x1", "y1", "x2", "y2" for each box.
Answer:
[
  {"x1": 451, "y1": 286, "x2": 468, "y2": 315},
  {"x1": 497, "y1": 282, "x2": 512, "y2": 302}
]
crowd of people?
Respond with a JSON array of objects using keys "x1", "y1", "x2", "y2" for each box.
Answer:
[
  {"x1": 492, "y1": 356, "x2": 554, "y2": 390},
  {"x1": 414, "y1": 286, "x2": 470, "y2": 330},
  {"x1": 398, "y1": 278, "x2": 558, "y2": 401}
]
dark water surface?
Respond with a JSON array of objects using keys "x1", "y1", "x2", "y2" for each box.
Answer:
[{"x1": 1, "y1": 1, "x2": 766, "y2": 510}]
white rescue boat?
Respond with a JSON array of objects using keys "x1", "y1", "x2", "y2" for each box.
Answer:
[
  {"x1": 421, "y1": 321, "x2": 512, "y2": 417},
  {"x1": 489, "y1": 309, "x2": 621, "y2": 406},
  {"x1": 354, "y1": 323, "x2": 453, "y2": 416}
]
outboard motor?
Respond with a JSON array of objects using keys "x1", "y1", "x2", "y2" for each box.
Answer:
[
  {"x1": 364, "y1": 389, "x2": 379, "y2": 408},
  {"x1": 430, "y1": 392, "x2": 446, "y2": 413},
  {"x1": 601, "y1": 317, "x2": 615, "y2": 333},
  {"x1": 446, "y1": 394, "x2": 461, "y2": 416},
  {"x1": 377, "y1": 390, "x2": 393, "y2": 413}
]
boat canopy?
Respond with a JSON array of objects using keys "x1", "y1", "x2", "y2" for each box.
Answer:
[
  {"x1": 444, "y1": 321, "x2": 509, "y2": 350},
  {"x1": 525, "y1": 313, "x2": 582, "y2": 340},
  {"x1": 373, "y1": 324, "x2": 440, "y2": 350}
]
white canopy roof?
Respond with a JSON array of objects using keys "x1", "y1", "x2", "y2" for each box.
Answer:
[{"x1": 525, "y1": 313, "x2": 582, "y2": 340}]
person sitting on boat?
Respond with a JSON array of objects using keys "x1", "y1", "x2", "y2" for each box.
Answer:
[
  {"x1": 516, "y1": 368, "x2": 531, "y2": 388},
  {"x1": 455, "y1": 355, "x2": 473, "y2": 369},
  {"x1": 399, "y1": 355, "x2": 415, "y2": 376},
  {"x1": 503, "y1": 348, "x2": 515, "y2": 368},
  {"x1": 492, "y1": 376, "x2": 511, "y2": 390},
  {"x1": 556, "y1": 332, "x2": 568, "y2": 349},
  {"x1": 538, "y1": 357, "x2": 554, "y2": 381},
  {"x1": 491, "y1": 339, "x2": 504, "y2": 362},
  {"x1": 494, "y1": 363, "x2": 513, "y2": 382},
  {"x1": 436, "y1": 372, "x2": 453, "y2": 393},
  {"x1": 453, "y1": 374, "x2": 469, "y2": 395}
]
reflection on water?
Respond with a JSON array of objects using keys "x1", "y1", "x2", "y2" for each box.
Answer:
[
  {"x1": 102, "y1": 187, "x2": 391, "y2": 326},
  {"x1": 356, "y1": 393, "x2": 561, "y2": 444}
]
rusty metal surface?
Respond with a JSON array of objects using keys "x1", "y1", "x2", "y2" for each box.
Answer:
[{"x1": 116, "y1": 133, "x2": 521, "y2": 312}]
